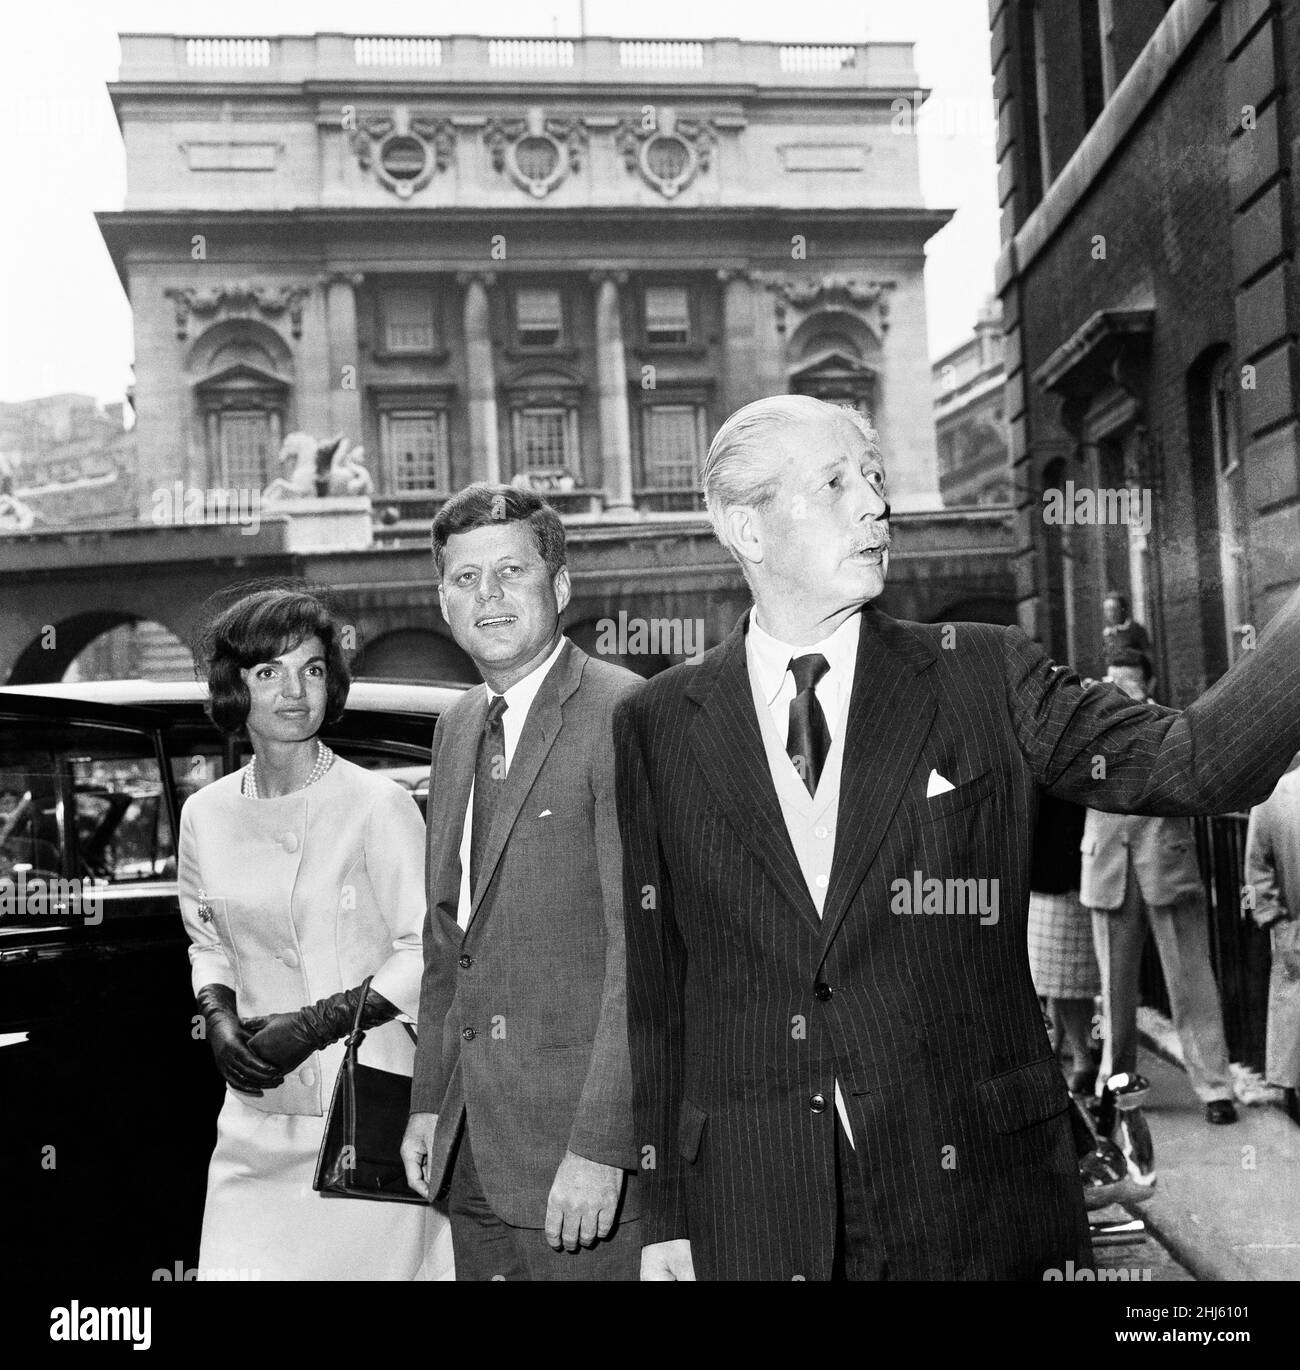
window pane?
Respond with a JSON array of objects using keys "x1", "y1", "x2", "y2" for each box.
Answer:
[
  {"x1": 384, "y1": 289, "x2": 436, "y2": 351},
  {"x1": 518, "y1": 408, "x2": 570, "y2": 470},
  {"x1": 644, "y1": 286, "x2": 690, "y2": 344},
  {"x1": 220, "y1": 412, "x2": 271, "y2": 488},
  {"x1": 516, "y1": 288, "x2": 563, "y2": 346},
  {"x1": 385, "y1": 412, "x2": 447, "y2": 491},
  {"x1": 0, "y1": 720, "x2": 175, "y2": 922},
  {"x1": 643, "y1": 405, "x2": 700, "y2": 487}
]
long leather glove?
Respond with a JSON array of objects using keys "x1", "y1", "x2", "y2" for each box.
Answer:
[
  {"x1": 243, "y1": 983, "x2": 400, "y2": 1074},
  {"x1": 196, "y1": 983, "x2": 286, "y2": 1096}
]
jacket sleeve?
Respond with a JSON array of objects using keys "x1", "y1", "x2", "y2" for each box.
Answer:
[
  {"x1": 177, "y1": 798, "x2": 235, "y2": 995},
  {"x1": 410, "y1": 718, "x2": 455, "y2": 1114},
  {"x1": 1245, "y1": 801, "x2": 1288, "y2": 929},
  {"x1": 1005, "y1": 580, "x2": 1300, "y2": 817},
  {"x1": 362, "y1": 780, "x2": 428, "y2": 1019},
  {"x1": 614, "y1": 694, "x2": 689, "y2": 1245},
  {"x1": 566, "y1": 680, "x2": 639, "y2": 1171}
]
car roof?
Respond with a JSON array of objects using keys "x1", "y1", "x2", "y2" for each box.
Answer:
[{"x1": 0, "y1": 677, "x2": 467, "y2": 717}]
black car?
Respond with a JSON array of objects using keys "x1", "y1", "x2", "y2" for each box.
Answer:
[{"x1": 0, "y1": 678, "x2": 462, "y2": 1278}]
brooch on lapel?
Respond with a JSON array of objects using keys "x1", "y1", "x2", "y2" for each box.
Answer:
[{"x1": 197, "y1": 888, "x2": 214, "y2": 923}]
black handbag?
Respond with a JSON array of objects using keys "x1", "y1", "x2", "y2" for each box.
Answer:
[{"x1": 313, "y1": 976, "x2": 425, "y2": 1204}]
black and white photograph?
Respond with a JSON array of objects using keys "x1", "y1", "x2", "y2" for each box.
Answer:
[{"x1": 1, "y1": 0, "x2": 1298, "y2": 1343}]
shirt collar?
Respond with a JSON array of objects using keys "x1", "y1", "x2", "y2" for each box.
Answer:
[
  {"x1": 747, "y1": 608, "x2": 861, "y2": 709},
  {"x1": 491, "y1": 635, "x2": 567, "y2": 717}
]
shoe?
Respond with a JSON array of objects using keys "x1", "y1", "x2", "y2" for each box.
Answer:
[{"x1": 1205, "y1": 1100, "x2": 1238, "y2": 1125}]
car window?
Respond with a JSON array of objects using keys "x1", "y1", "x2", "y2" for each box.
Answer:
[
  {"x1": 0, "y1": 717, "x2": 175, "y2": 925},
  {"x1": 164, "y1": 723, "x2": 229, "y2": 809}
]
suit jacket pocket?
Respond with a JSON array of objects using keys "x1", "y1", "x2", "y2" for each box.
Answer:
[
  {"x1": 677, "y1": 1097, "x2": 707, "y2": 1163},
  {"x1": 921, "y1": 769, "x2": 995, "y2": 822},
  {"x1": 976, "y1": 1056, "x2": 1069, "y2": 1134}
]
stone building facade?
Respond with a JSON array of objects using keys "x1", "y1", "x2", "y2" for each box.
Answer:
[
  {"x1": 80, "y1": 32, "x2": 1014, "y2": 682},
  {"x1": 932, "y1": 298, "x2": 1012, "y2": 507}
]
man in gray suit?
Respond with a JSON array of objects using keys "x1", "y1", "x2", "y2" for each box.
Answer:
[
  {"x1": 1081, "y1": 649, "x2": 1236, "y2": 1123},
  {"x1": 400, "y1": 484, "x2": 642, "y2": 1279}
]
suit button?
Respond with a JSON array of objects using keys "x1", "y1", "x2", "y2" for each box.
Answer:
[
  {"x1": 462, "y1": 1027, "x2": 476, "y2": 1042},
  {"x1": 814, "y1": 983, "x2": 833, "y2": 1002},
  {"x1": 458, "y1": 954, "x2": 473, "y2": 969},
  {"x1": 809, "y1": 1093, "x2": 828, "y2": 1114},
  {"x1": 299, "y1": 1067, "x2": 316, "y2": 1087},
  {"x1": 282, "y1": 833, "x2": 299, "y2": 853},
  {"x1": 279, "y1": 948, "x2": 299, "y2": 968}
]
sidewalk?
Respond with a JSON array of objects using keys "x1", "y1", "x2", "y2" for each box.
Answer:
[{"x1": 1122, "y1": 1038, "x2": 1300, "y2": 1281}]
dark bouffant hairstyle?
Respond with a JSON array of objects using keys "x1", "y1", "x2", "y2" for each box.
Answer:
[
  {"x1": 197, "y1": 585, "x2": 351, "y2": 736},
  {"x1": 430, "y1": 483, "x2": 566, "y2": 580}
]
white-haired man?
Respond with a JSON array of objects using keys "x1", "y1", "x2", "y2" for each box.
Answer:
[{"x1": 613, "y1": 393, "x2": 1300, "y2": 1281}]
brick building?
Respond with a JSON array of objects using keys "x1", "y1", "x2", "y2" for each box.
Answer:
[{"x1": 990, "y1": 0, "x2": 1300, "y2": 698}]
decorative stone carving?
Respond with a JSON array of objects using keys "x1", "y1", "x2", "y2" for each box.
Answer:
[
  {"x1": 164, "y1": 283, "x2": 311, "y2": 341},
  {"x1": 484, "y1": 107, "x2": 588, "y2": 198},
  {"x1": 756, "y1": 273, "x2": 896, "y2": 338},
  {"x1": 614, "y1": 107, "x2": 717, "y2": 199},
  {"x1": 350, "y1": 108, "x2": 455, "y2": 199},
  {"x1": 263, "y1": 432, "x2": 373, "y2": 501}
]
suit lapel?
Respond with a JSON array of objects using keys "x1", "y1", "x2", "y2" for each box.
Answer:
[
  {"x1": 688, "y1": 615, "x2": 822, "y2": 935},
  {"x1": 430, "y1": 692, "x2": 486, "y2": 924},
  {"x1": 818, "y1": 605, "x2": 937, "y2": 956},
  {"x1": 467, "y1": 638, "x2": 583, "y2": 924}
]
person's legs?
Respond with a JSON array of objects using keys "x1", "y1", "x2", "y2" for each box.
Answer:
[
  {"x1": 1053, "y1": 997, "x2": 1099, "y2": 1086},
  {"x1": 1266, "y1": 918, "x2": 1300, "y2": 1092},
  {"x1": 1148, "y1": 898, "x2": 1234, "y2": 1103},
  {"x1": 1090, "y1": 880, "x2": 1146, "y2": 1092},
  {"x1": 444, "y1": 1125, "x2": 530, "y2": 1281}
]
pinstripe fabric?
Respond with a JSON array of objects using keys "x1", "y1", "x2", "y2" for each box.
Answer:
[{"x1": 614, "y1": 591, "x2": 1300, "y2": 1280}]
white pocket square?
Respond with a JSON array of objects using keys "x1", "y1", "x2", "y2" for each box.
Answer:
[
  {"x1": 537, "y1": 809, "x2": 553, "y2": 818},
  {"x1": 926, "y1": 769, "x2": 956, "y2": 798}
]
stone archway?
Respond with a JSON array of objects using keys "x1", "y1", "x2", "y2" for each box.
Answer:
[
  {"x1": 8, "y1": 611, "x2": 144, "y2": 684},
  {"x1": 355, "y1": 628, "x2": 478, "y2": 684}
]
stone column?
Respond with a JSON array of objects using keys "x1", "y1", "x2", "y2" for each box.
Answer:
[
  {"x1": 590, "y1": 270, "x2": 636, "y2": 516},
  {"x1": 323, "y1": 272, "x2": 364, "y2": 441},
  {"x1": 458, "y1": 271, "x2": 500, "y2": 484},
  {"x1": 750, "y1": 274, "x2": 787, "y2": 400},
  {"x1": 717, "y1": 268, "x2": 760, "y2": 413}
]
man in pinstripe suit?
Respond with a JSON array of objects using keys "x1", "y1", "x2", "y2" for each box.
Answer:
[{"x1": 614, "y1": 394, "x2": 1300, "y2": 1281}]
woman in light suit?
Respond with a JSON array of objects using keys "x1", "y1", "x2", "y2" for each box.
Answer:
[{"x1": 179, "y1": 586, "x2": 452, "y2": 1279}]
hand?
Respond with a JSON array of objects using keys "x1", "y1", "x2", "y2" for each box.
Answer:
[
  {"x1": 545, "y1": 1150, "x2": 625, "y2": 1252},
  {"x1": 243, "y1": 1012, "x2": 318, "y2": 1074},
  {"x1": 401, "y1": 1112, "x2": 439, "y2": 1200},
  {"x1": 195, "y1": 985, "x2": 284, "y2": 1096},
  {"x1": 641, "y1": 1239, "x2": 695, "y2": 1281}
]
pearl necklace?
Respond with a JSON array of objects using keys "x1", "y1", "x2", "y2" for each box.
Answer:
[{"x1": 243, "y1": 739, "x2": 334, "y2": 799}]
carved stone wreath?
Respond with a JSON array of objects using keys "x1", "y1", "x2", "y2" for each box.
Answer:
[
  {"x1": 484, "y1": 109, "x2": 587, "y2": 198},
  {"x1": 350, "y1": 108, "x2": 455, "y2": 199},
  {"x1": 614, "y1": 108, "x2": 717, "y2": 199},
  {"x1": 163, "y1": 283, "x2": 311, "y2": 340}
]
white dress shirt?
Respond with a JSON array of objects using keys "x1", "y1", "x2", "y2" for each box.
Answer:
[
  {"x1": 456, "y1": 635, "x2": 568, "y2": 930},
  {"x1": 746, "y1": 607, "x2": 861, "y2": 1144}
]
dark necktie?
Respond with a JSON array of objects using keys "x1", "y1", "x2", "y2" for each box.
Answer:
[
  {"x1": 470, "y1": 695, "x2": 508, "y2": 895},
  {"x1": 787, "y1": 654, "x2": 831, "y2": 797}
]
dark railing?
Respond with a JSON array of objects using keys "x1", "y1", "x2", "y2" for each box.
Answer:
[{"x1": 1138, "y1": 812, "x2": 1272, "y2": 1072}]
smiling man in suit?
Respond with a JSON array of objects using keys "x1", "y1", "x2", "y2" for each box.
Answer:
[
  {"x1": 614, "y1": 393, "x2": 1300, "y2": 1281},
  {"x1": 400, "y1": 484, "x2": 642, "y2": 1279}
]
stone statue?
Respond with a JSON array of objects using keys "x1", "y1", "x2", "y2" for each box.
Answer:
[
  {"x1": 0, "y1": 451, "x2": 37, "y2": 531},
  {"x1": 263, "y1": 432, "x2": 373, "y2": 501}
]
